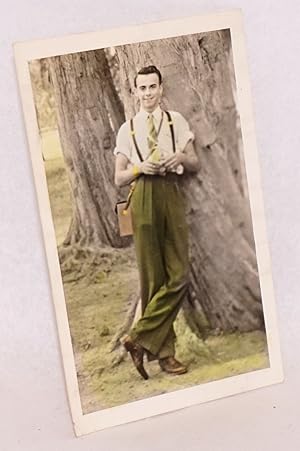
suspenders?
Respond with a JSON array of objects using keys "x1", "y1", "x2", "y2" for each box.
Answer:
[
  {"x1": 165, "y1": 111, "x2": 176, "y2": 155},
  {"x1": 130, "y1": 118, "x2": 144, "y2": 162},
  {"x1": 117, "y1": 111, "x2": 176, "y2": 220},
  {"x1": 130, "y1": 111, "x2": 175, "y2": 162}
]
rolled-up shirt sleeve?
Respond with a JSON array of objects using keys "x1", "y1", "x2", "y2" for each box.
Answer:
[
  {"x1": 113, "y1": 122, "x2": 131, "y2": 160},
  {"x1": 174, "y1": 112, "x2": 194, "y2": 151}
]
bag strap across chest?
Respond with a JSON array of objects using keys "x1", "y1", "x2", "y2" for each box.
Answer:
[{"x1": 130, "y1": 111, "x2": 175, "y2": 162}]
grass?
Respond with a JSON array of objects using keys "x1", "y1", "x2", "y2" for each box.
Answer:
[{"x1": 44, "y1": 153, "x2": 270, "y2": 414}]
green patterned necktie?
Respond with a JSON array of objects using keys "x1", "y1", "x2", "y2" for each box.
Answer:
[{"x1": 147, "y1": 114, "x2": 160, "y2": 161}]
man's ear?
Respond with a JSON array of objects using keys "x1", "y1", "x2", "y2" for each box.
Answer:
[{"x1": 133, "y1": 87, "x2": 140, "y2": 107}]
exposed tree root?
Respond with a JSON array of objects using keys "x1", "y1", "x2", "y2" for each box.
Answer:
[
  {"x1": 183, "y1": 288, "x2": 211, "y2": 340},
  {"x1": 109, "y1": 347, "x2": 128, "y2": 368},
  {"x1": 58, "y1": 242, "x2": 135, "y2": 283},
  {"x1": 108, "y1": 293, "x2": 140, "y2": 353}
]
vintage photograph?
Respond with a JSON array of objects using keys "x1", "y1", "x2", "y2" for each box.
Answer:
[{"x1": 14, "y1": 11, "x2": 282, "y2": 435}]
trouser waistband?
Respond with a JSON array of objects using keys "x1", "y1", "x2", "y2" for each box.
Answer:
[{"x1": 140, "y1": 173, "x2": 182, "y2": 184}]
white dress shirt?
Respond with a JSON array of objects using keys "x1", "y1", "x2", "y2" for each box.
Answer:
[{"x1": 114, "y1": 106, "x2": 194, "y2": 169}]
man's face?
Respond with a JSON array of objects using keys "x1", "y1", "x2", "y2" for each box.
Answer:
[{"x1": 134, "y1": 73, "x2": 163, "y2": 112}]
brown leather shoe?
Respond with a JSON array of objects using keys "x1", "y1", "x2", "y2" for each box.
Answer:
[
  {"x1": 159, "y1": 357, "x2": 188, "y2": 375},
  {"x1": 120, "y1": 335, "x2": 149, "y2": 380}
]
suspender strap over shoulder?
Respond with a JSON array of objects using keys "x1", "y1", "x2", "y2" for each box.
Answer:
[
  {"x1": 165, "y1": 111, "x2": 176, "y2": 153},
  {"x1": 130, "y1": 118, "x2": 144, "y2": 162},
  {"x1": 130, "y1": 111, "x2": 176, "y2": 161}
]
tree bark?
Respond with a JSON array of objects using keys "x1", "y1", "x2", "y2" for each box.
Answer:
[
  {"x1": 116, "y1": 31, "x2": 264, "y2": 332},
  {"x1": 47, "y1": 50, "x2": 126, "y2": 249},
  {"x1": 29, "y1": 58, "x2": 56, "y2": 132}
]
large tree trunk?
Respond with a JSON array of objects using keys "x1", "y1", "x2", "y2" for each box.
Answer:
[
  {"x1": 47, "y1": 49, "x2": 126, "y2": 249},
  {"x1": 116, "y1": 31, "x2": 264, "y2": 332},
  {"x1": 29, "y1": 58, "x2": 56, "y2": 132}
]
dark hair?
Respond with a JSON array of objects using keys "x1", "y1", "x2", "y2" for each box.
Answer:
[{"x1": 134, "y1": 65, "x2": 162, "y2": 87}]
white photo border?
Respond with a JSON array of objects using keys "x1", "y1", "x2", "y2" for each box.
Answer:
[{"x1": 14, "y1": 9, "x2": 283, "y2": 436}]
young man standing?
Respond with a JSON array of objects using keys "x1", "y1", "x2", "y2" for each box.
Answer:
[{"x1": 114, "y1": 65, "x2": 199, "y2": 379}]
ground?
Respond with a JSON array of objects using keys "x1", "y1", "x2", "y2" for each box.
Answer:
[{"x1": 45, "y1": 155, "x2": 270, "y2": 414}]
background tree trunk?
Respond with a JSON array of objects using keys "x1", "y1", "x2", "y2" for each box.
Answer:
[
  {"x1": 29, "y1": 58, "x2": 56, "y2": 132},
  {"x1": 47, "y1": 49, "x2": 126, "y2": 249},
  {"x1": 116, "y1": 30, "x2": 264, "y2": 332}
]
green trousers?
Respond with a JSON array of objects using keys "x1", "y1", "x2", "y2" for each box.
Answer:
[{"x1": 130, "y1": 174, "x2": 189, "y2": 360}]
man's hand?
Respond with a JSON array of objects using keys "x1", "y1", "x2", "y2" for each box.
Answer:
[
  {"x1": 139, "y1": 160, "x2": 162, "y2": 175},
  {"x1": 161, "y1": 142, "x2": 200, "y2": 173},
  {"x1": 160, "y1": 152, "x2": 185, "y2": 172}
]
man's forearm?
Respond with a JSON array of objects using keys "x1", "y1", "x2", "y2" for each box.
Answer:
[
  {"x1": 181, "y1": 141, "x2": 200, "y2": 172},
  {"x1": 115, "y1": 166, "x2": 139, "y2": 187},
  {"x1": 115, "y1": 159, "x2": 164, "y2": 186}
]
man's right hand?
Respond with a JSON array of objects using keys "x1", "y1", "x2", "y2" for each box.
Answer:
[{"x1": 139, "y1": 160, "x2": 162, "y2": 175}]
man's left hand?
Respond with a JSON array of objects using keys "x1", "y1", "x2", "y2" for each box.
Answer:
[{"x1": 160, "y1": 152, "x2": 185, "y2": 171}]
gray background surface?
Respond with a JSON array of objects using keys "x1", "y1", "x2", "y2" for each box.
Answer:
[{"x1": 1, "y1": 1, "x2": 299, "y2": 450}]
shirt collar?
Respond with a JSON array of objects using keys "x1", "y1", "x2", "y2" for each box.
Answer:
[{"x1": 138, "y1": 105, "x2": 162, "y2": 122}]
